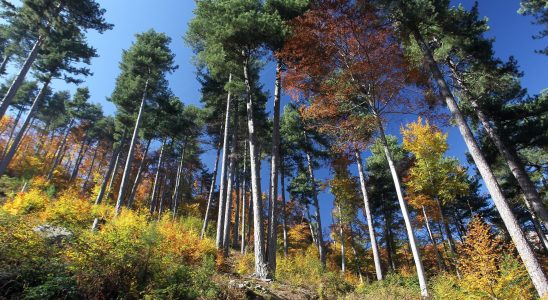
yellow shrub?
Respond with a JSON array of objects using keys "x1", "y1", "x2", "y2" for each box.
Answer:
[
  {"x1": 43, "y1": 188, "x2": 94, "y2": 228},
  {"x1": 2, "y1": 188, "x2": 49, "y2": 215},
  {"x1": 235, "y1": 252, "x2": 255, "y2": 275}
]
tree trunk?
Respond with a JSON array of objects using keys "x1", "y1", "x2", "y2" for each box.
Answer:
[
  {"x1": 82, "y1": 143, "x2": 99, "y2": 192},
  {"x1": 268, "y1": 61, "x2": 282, "y2": 272},
  {"x1": 92, "y1": 145, "x2": 120, "y2": 231},
  {"x1": 382, "y1": 194, "x2": 397, "y2": 272},
  {"x1": 1, "y1": 108, "x2": 23, "y2": 161},
  {"x1": 233, "y1": 172, "x2": 241, "y2": 248},
  {"x1": 448, "y1": 59, "x2": 548, "y2": 234},
  {"x1": 149, "y1": 138, "x2": 166, "y2": 214},
  {"x1": 376, "y1": 116, "x2": 428, "y2": 297},
  {"x1": 306, "y1": 209, "x2": 318, "y2": 246},
  {"x1": 70, "y1": 137, "x2": 90, "y2": 182},
  {"x1": 355, "y1": 149, "x2": 383, "y2": 280},
  {"x1": 126, "y1": 138, "x2": 151, "y2": 208},
  {"x1": 223, "y1": 125, "x2": 238, "y2": 256},
  {"x1": 201, "y1": 139, "x2": 222, "y2": 239},
  {"x1": 47, "y1": 118, "x2": 74, "y2": 180},
  {"x1": 280, "y1": 160, "x2": 289, "y2": 257},
  {"x1": 0, "y1": 79, "x2": 49, "y2": 176},
  {"x1": 243, "y1": 54, "x2": 269, "y2": 279},
  {"x1": 413, "y1": 28, "x2": 548, "y2": 297},
  {"x1": 435, "y1": 197, "x2": 459, "y2": 266},
  {"x1": 349, "y1": 227, "x2": 364, "y2": 283},
  {"x1": 240, "y1": 141, "x2": 248, "y2": 253},
  {"x1": 105, "y1": 144, "x2": 124, "y2": 201},
  {"x1": 115, "y1": 79, "x2": 149, "y2": 216},
  {"x1": 337, "y1": 204, "x2": 346, "y2": 273},
  {"x1": 216, "y1": 73, "x2": 233, "y2": 249},
  {"x1": 0, "y1": 54, "x2": 10, "y2": 76},
  {"x1": 305, "y1": 145, "x2": 326, "y2": 267},
  {"x1": 172, "y1": 143, "x2": 186, "y2": 219},
  {"x1": 422, "y1": 206, "x2": 446, "y2": 271},
  {"x1": 0, "y1": 36, "x2": 43, "y2": 120}
]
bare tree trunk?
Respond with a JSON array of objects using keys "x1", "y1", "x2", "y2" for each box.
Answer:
[
  {"x1": 355, "y1": 149, "x2": 383, "y2": 280},
  {"x1": 47, "y1": 118, "x2": 74, "y2": 180},
  {"x1": 0, "y1": 79, "x2": 49, "y2": 176},
  {"x1": 376, "y1": 116, "x2": 428, "y2": 297},
  {"x1": 70, "y1": 137, "x2": 90, "y2": 182},
  {"x1": 337, "y1": 204, "x2": 346, "y2": 273},
  {"x1": 92, "y1": 145, "x2": 121, "y2": 231},
  {"x1": 0, "y1": 54, "x2": 10, "y2": 76},
  {"x1": 171, "y1": 143, "x2": 186, "y2": 219},
  {"x1": 448, "y1": 59, "x2": 548, "y2": 233},
  {"x1": 243, "y1": 54, "x2": 269, "y2": 279},
  {"x1": 422, "y1": 206, "x2": 446, "y2": 271},
  {"x1": 268, "y1": 61, "x2": 282, "y2": 272},
  {"x1": 216, "y1": 73, "x2": 233, "y2": 249},
  {"x1": 240, "y1": 141, "x2": 248, "y2": 253},
  {"x1": 115, "y1": 79, "x2": 149, "y2": 216},
  {"x1": 1, "y1": 108, "x2": 23, "y2": 160},
  {"x1": 233, "y1": 172, "x2": 241, "y2": 248},
  {"x1": 127, "y1": 139, "x2": 151, "y2": 208},
  {"x1": 201, "y1": 139, "x2": 222, "y2": 239},
  {"x1": 306, "y1": 209, "x2": 318, "y2": 246},
  {"x1": 82, "y1": 143, "x2": 99, "y2": 192},
  {"x1": 305, "y1": 146, "x2": 326, "y2": 267},
  {"x1": 105, "y1": 144, "x2": 123, "y2": 201},
  {"x1": 280, "y1": 160, "x2": 288, "y2": 257},
  {"x1": 413, "y1": 29, "x2": 548, "y2": 297},
  {"x1": 0, "y1": 36, "x2": 43, "y2": 120},
  {"x1": 223, "y1": 126, "x2": 238, "y2": 256},
  {"x1": 149, "y1": 138, "x2": 166, "y2": 214}
]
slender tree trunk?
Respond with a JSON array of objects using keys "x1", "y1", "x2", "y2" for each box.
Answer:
[
  {"x1": 233, "y1": 173, "x2": 241, "y2": 248},
  {"x1": 376, "y1": 116, "x2": 428, "y2": 297},
  {"x1": 435, "y1": 198, "x2": 458, "y2": 261},
  {"x1": 216, "y1": 73, "x2": 233, "y2": 249},
  {"x1": 306, "y1": 209, "x2": 318, "y2": 246},
  {"x1": 240, "y1": 141, "x2": 248, "y2": 253},
  {"x1": 1, "y1": 108, "x2": 23, "y2": 160},
  {"x1": 115, "y1": 79, "x2": 149, "y2": 216},
  {"x1": 150, "y1": 138, "x2": 166, "y2": 214},
  {"x1": 126, "y1": 138, "x2": 151, "y2": 208},
  {"x1": 524, "y1": 196, "x2": 548, "y2": 253},
  {"x1": 201, "y1": 139, "x2": 222, "y2": 239},
  {"x1": 349, "y1": 227, "x2": 364, "y2": 283},
  {"x1": 0, "y1": 54, "x2": 10, "y2": 76},
  {"x1": 422, "y1": 206, "x2": 446, "y2": 271},
  {"x1": 305, "y1": 145, "x2": 326, "y2": 267},
  {"x1": 0, "y1": 79, "x2": 49, "y2": 176},
  {"x1": 355, "y1": 149, "x2": 383, "y2": 280},
  {"x1": 172, "y1": 143, "x2": 186, "y2": 218},
  {"x1": 82, "y1": 143, "x2": 99, "y2": 192},
  {"x1": 268, "y1": 61, "x2": 282, "y2": 272},
  {"x1": 0, "y1": 36, "x2": 43, "y2": 120},
  {"x1": 158, "y1": 173, "x2": 169, "y2": 217},
  {"x1": 448, "y1": 59, "x2": 548, "y2": 233},
  {"x1": 70, "y1": 137, "x2": 90, "y2": 182},
  {"x1": 92, "y1": 145, "x2": 120, "y2": 231},
  {"x1": 243, "y1": 54, "x2": 269, "y2": 278},
  {"x1": 337, "y1": 204, "x2": 346, "y2": 273},
  {"x1": 413, "y1": 28, "x2": 548, "y2": 297},
  {"x1": 223, "y1": 126, "x2": 238, "y2": 256},
  {"x1": 105, "y1": 144, "x2": 123, "y2": 201},
  {"x1": 280, "y1": 160, "x2": 289, "y2": 257},
  {"x1": 47, "y1": 118, "x2": 74, "y2": 180}
]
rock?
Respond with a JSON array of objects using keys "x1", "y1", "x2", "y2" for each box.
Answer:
[{"x1": 33, "y1": 224, "x2": 72, "y2": 244}]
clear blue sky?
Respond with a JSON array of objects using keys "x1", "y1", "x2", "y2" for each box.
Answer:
[{"x1": 43, "y1": 0, "x2": 547, "y2": 233}]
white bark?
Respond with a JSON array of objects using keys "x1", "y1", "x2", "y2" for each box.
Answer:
[
  {"x1": 201, "y1": 140, "x2": 222, "y2": 239},
  {"x1": 414, "y1": 28, "x2": 548, "y2": 297},
  {"x1": 354, "y1": 149, "x2": 383, "y2": 280}
]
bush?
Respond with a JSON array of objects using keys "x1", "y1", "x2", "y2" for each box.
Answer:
[{"x1": 352, "y1": 273, "x2": 421, "y2": 300}]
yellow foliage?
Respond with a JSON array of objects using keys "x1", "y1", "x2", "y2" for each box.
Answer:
[
  {"x1": 43, "y1": 188, "x2": 94, "y2": 228},
  {"x1": 2, "y1": 188, "x2": 49, "y2": 215}
]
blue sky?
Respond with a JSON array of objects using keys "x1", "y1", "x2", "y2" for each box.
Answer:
[{"x1": 31, "y1": 0, "x2": 547, "y2": 232}]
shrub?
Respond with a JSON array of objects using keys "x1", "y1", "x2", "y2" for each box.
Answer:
[{"x1": 352, "y1": 273, "x2": 421, "y2": 300}]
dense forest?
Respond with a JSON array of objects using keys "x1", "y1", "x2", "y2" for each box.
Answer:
[{"x1": 0, "y1": 0, "x2": 546, "y2": 299}]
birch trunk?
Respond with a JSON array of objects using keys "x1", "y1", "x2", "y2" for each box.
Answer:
[
  {"x1": 376, "y1": 117, "x2": 428, "y2": 298},
  {"x1": 127, "y1": 139, "x2": 151, "y2": 208},
  {"x1": 243, "y1": 54, "x2": 269, "y2": 279},
  {"x1": 413, "y1": 28, "x2": 548, "y2": 297},
  {"x1": 0, "y1": 79, "x2": 49, "y2": 176},
  {"x1": 354, "y1": 149, "x2": 383, "y2": 280},
  {"x1": 115, "y1": 79, "x2": 149, "y2": 216},
  {"x1": 216, "y1": 73, "x2": 233, "y2": 248},
  {"x1": 0, "y1": 36, "x2": 43, "y2": 120},
  {"x1": 337, "y1": 204, "x2": 346, "y2": 273},
  {"x1": 201, "y1": 139, "x2": 222, "y2": 239}
]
